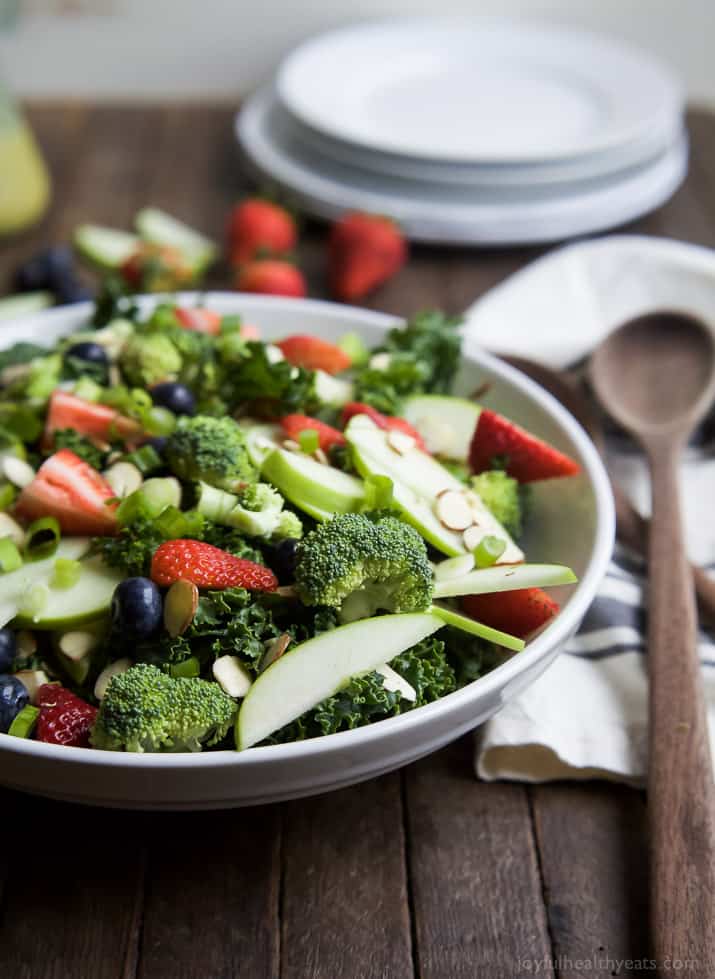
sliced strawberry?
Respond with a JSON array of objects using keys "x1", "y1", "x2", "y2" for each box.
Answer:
[
  {"x1": 280, "y1": 414, "x2": 346, "y2": 451},
  {"x1": 469, "y1": 409, "x2": 580, "y2": 482},
  {"x1": 340, "y1": 402, "x2": 426, "y2": 450},
  {"x1": 276, "y1": 334, "x2": 351, "y2": 374},
  {"x1": 174, "y1": 306, "x2": 222, "y2": 336},
  {"x1": 237, "y1": 260, "x2": 306, "y2": 298},
  {"x1": 329, "y1": 212, "x2": 407, "y2": 301},
  {"x1": 36, "y1": 684, "x2": 98, "y2": 747},
  {"x1": 151, "y1": 539, "x2": 278, "y2": 591},
  {"x1": 228, "y1": 198, "x2": 297, "y2": 265},
  {"x1": 15, "y1": 449, "x2": 118, "y2": 536},
  {"x1": 44, "y1": 390, "x2": 141, "y2": 448},
  {"x1": 461, "y1": 587, "x2": 560, "y2": 639},
  {"x1": 239, "y1": 323, "x2": 261, "y2": 340}
]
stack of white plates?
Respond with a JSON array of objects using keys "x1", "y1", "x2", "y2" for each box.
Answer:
[{"x1": 236, "y1": 18, "x2": 687, "y2": 246}]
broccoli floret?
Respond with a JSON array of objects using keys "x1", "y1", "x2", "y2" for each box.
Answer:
[
  {"x1": 119, "y1": 332, "x2": 182, "y2": 388},
  {"x1": 165, "y1": 415, "x2": 258, "y2": 492},
  {"x1": 195, "y1": 480, "x2": 303, "y2": 541},
  {"x1": 471, "y1": 469, "x2": 525, "y2": 538},
  {"x1": 294, "y1": 511, "x2": 433, "y2": 622},
  {"x1": 90, "y1": 663, "x2": 237, "y2": 753}
]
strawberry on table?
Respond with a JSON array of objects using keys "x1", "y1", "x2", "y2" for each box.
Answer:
[
  {"x1": 340, "y1": 402, "x2": 427, "y2": 450},
  {"x1": 174, "y1": 306, "x2": 222, "y2": 336},
  {"x1": 276, "y1": 334, "x2": 351, "y2": 374},
  {"x1": 44, "y1": 390, "x2": 141, "y2": 448},
  {"x1": 329, "y1": 212, "x2": 407, "y2": 302},
  {"x1": 36, "y1": 684, "x2": 98, "y2": 748},
  {"x1": 461, "y1": 587, "x2": 560, "y2": 639},
  {"x1": 469, "y1": 408, "x2": 580, "y2": 482},
  {"x1": 237, "y1": 259, "x2": 307, "y2": 298},
  {"x1": 14, "y1": 449, "x2": 119, "y2": 536},
  {"x1": 151, "y1": 539, "x2": 278, "y2": 591},
  {"x1": 228, "y1": 198, "x2": 297, "y2": 265},
  {"x1": 280, "y1": 414, "x2": 346, "y2": 452}
]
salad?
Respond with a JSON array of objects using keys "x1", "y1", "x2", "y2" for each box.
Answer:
[{"x1": 0, "y1": 292, "x2": 580, "y2": 752}]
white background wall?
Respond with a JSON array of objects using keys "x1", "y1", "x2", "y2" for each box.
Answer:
[{"x1": 0, "y1": 0, "x2": 713, "y2": 103}]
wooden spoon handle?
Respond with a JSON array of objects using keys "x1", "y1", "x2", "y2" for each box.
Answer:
[{"x1": 647, "y1": 443, "x2": 715, "y2": 974}]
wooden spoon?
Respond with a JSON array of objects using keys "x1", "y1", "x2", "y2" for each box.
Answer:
[
  {"x1": 589, "y1": 312, "x2": 715, "y2": 973},
  {"x1": 500, "y1": 354, "x2": 715, "y2": 629}
]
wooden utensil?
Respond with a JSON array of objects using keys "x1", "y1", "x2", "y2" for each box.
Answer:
[
  {"x1": 500, "y1": 354, "x2": 715, "y2": 628},
  {"x1": 589, "y1": 312, "x2": 715, "y2": 975}
]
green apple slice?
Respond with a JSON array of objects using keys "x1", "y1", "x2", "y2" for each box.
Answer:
[
  {"x1": 73, "y1": 224, "x2": 140, "y2": 270},
  {"x1": 432, "y1": 563, "x2": 577, "y2": 599},
  {"x1": 429, "y1": 603, "x2": 525, "y2": 652},
  {"x1": 134, "y1": 207, "x2": 217, "y2": 271},
  {"x1": 242, "y1": 421, "x2": 282, "y2": 468},
  {"x1": 13, "y1": 556, "x2": 124, "y2": 631},
  {"x1": 260, "y1": 446, "x2": 364, "y2": 521},
  {"x1": 1, "y1": 538, "x2": 90, "y2": 627},
  {"x1": 0, "y1": 291, "x2": 53, "y2": 321},
  {"x1": 345, "y1": 415, "x2": 522, "y2": 560},
  {"x1": 402, "y1": 394, "x2": 481, "y2": 461},
  {"x1": 237, "y1": 612, "x2": 443, "y2": 748}
]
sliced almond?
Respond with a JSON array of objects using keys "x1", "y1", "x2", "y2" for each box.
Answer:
[
  {"x1": 164, "y1": 579, "x2": 199, "y2": 638},
  {"x1": 436, "y1": 490, "x2": 474, "y2": 531},
  {"x1": 387, "y1": 430, "x2": 416, "y2": 455},
  {"x1": 376, "y1": 664, "x2": 417, "y2": 703},
  {"x1": 58, "y1": 630, "x2": 99, "y2": 663},
  {"x1": 1, "y1": 455, "x2": 35, "y2": 488},
  {"x1": 260, "y1": 633, "x2": 291, "y2": 673},
  {"x1": 462, "y1": 525, "x2": 485, "y2": 552},
  {"x1": 314, "y1": 448, "x2": 329, "y2": 466},
  {"x1": 275, "y1": 585, "x2": 298, "y2": 599},
  {"x1": 108, "y1": 365, "x2": 122, "y2": 387},
  {"x1": 103, "y1": 461, "x2": 143, "y2": 499},
  {"x1": 94, "y1": 658, "x2": 133, "y2": 701},
  {"x1": 212, "y1": 655, "x2": 252, "y2": 698},
  {"x1": 368, "y1": 352, "x2": 392, "y2": 371},
  {"x1": 282, "y1": 439, "x2": 301, "y2": 453},
  {"x1": 16, "y1": 630, "x2": 37, "y2": 658},
  {"x1": 15, "y1": 669, "x2": 50, "y2": 704}
]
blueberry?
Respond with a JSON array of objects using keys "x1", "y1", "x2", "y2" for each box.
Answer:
[
  {"x1": 145, "y1": 436, "x2": 168, "y2": 456},
  {"x1": 111, "y1": 578, "x2": 163, "y2": 639},
  {"x1": 0, "y1": 629, "x2": 17, "y2": 673},
  {"x1": 151, "y1": 382, "x2": 196, "y2": 417},
  {"x1": 0, "y1": 675, "x2": 29, "y2": 733},
  {"x1": 65, "y1": 341, "x2": 109, "y2": 366},
  {"x1": 266, "y1": 537, "x2": 299, "y2": 584},
  {"x1": 14, "y1": 246, "x2": 93, "y2": 305}
]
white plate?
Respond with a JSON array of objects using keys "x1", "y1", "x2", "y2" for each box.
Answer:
[
  {"x1": 237, "y1": 88, "x2": 688, "y2": 246},
  {"x1": 0, "y1": 294, "x2": 614, "y2": 809},
  {"x1": 277, "y1": 18, "x2": 683, "y2": 166}
]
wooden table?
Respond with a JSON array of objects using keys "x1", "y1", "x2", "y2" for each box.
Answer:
[{"x1": 1, "y1": 103, "x2": 713, "y2": 979}]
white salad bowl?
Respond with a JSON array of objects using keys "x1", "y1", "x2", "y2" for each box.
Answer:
[{"x1": 0, "y1": 294, "x2": 614, "y2": 809}]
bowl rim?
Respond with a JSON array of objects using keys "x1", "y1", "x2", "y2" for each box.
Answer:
[{"x1": 0, "y1": 292, "x2": 615, "y2": 770}]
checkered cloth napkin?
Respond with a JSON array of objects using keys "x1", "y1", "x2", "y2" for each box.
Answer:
[{"x1": 462, "y1": 235, "x2": 715, "y2": 785}]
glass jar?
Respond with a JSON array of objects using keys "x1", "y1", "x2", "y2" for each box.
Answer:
[{"x1": 0, "y1": 84, "x2": 51, "y2": 235}]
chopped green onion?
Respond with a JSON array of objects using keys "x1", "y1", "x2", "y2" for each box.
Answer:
[
  {"x1": 473, "y1": 535, "x2": 507, "y2": 569},
  {"x1": 0, "y1": 537, "x2": 22, "y2": 573},
  {"x1": 220, "y1": 314, "x2": 243, "y2": 334},
  {"x1": 298, "y1": 428, "x2": 320, "y2": 454},
  {"x1": 8, "y1": 705, "x2": 40, "y2": 739},
  {"x1": 169, "y1": 657, "x2": 201, "y2": 679},
  {"x1": 338, "y1": 332, "x2": 369, "y2": 367},
  {"x1": 51, "y1": 558, "x2": 82, "y2": 590},
  {"x1": 155, "y1": 505, "x2": 204, "y2": 539},
  {"x1": 0, "y1": 406, "x2": 42, "y2": 443},
  {"x1": 145, "y1": 405, "x2": 177, "y2": 437},
  {"x1": 123, "y1": 444, "x2": 162, "y2": 475},
  {"x1": 24, "y1": 516, "x2": 61, "y2": 561},
  {"x1": 363, "y1": 473, "x2": 394, "y2": 510},
  {"x1": 20, "y1": 582, "x2": 49, "y2": 618},
  {"x1": 0, "y1": 481, "x2": 17, "y2": 510}
]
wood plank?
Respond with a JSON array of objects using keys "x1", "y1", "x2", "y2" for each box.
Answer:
[
  {"x1": 531, "y1": 784, "x2": 650, "y2": 979},
  {"x1": 137, "y1": 805, "x2": 281, "y2": 979},
  {"x1": 405, "y1": 736, "x2": 554, "y2": 979},
  {"x1": 0, "y1": 793, "x2": 144, "y2": 979},
  {"x1": 281, "y1": 773, "x2": 414, "y2": 979}
]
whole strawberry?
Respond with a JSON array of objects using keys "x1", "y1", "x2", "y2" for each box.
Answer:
[
  {"x1": 228, "y1": 198, "x2": 297, "y2": 265},
  {"x1": 36, "y1": 684, "x2": 98, "y2": 748},
  {"x1": 237, "y1": 259, "x2": 307, "y2": 298},
  {"x1": 151, "y1": 539, "x2": 279, "y2": 591},
  {"x1": 329, "y1": 212, "x2": 407, "y2": 302}
]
